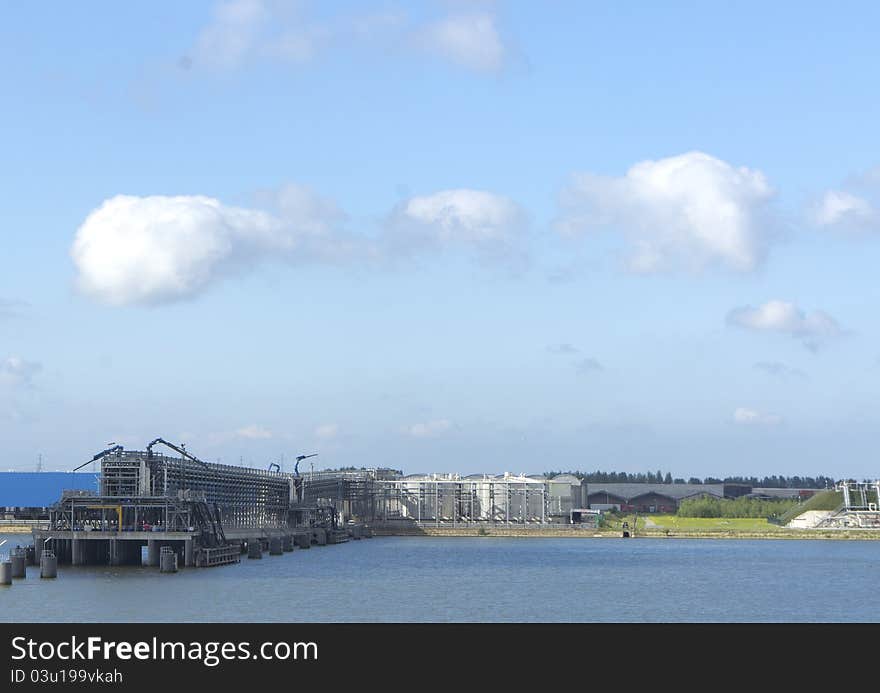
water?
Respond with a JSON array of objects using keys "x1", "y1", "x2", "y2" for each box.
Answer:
[{"x1": 1, "y1": 533, "x2": 878, "y2": 622}]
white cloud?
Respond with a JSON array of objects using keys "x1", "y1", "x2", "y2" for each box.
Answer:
[
  {"x1": 419, "y1": 12, "x2": 505, "y2": 72},
  {"x1": 188, "y1": 2, "x2": 508, "y2": 73},
  {"x1": 235, "y1": 424, "x2": 273, "y2": 439},
  {"x1": 71, "y1": 189, "x2": 360, "y2": 306},
  {"x1": 733, "y1": 407, "x2": 783, "y2": 426},
  {"x1": 194, "y1": 0, "x2": 270, "y2": 69},
  {"x1": 387, "y1": 189, "x2": 525, "y2": 255},
  {"x1": 811, "y1": 190, "x2": 880, "y2": 231},
  {"x1": 727, "y1": 300, "x2": 843, "y2": 350},
  {"x1": 314, "y1": 423, "x2": 338, "y2": 440},
  {"x1": 405, "y1": 419, "x2": 452, "y2": 438},
  {"x1": 0, "y1": 356, "x2": 42, "y2": 388},
  {"x1": 557, "y1": 151, "x2": 776, "y2": 273}
]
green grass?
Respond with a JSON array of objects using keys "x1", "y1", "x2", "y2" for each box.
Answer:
[
  {"x1": 777, "y1": 490, "x2": 842, "y2": 525},
  {"x1": 642, "y1": 515, "x2": 785, "y2": 532}
]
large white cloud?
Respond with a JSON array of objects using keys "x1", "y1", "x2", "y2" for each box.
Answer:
[
  {"x1": 71, "y1": 188, "x2": 357, "y2": 306},
  {"x1": 387, "y1": 189, "x2": 525, "y2": 253},
  {"x1": 557, "y1": 151, "x2": 776, "y2": 272},
  {"x1": 727, "y1": 300, "x2": 843, "y2": 350},
  {"x1": 72, "y1": 195, "x2": 286, "y2": 306}
]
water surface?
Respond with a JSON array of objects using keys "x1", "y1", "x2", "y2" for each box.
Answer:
[{"x1": 2, "y1": 534, "x2": 877, "y2": 622}]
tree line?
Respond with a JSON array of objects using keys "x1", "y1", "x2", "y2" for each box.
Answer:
[
  {"x1": 676, "y1": 495, "x2": 800, "y2": 519},
  {"x1": 544, "y1": 470, "x2": 836, "y2": 489}
]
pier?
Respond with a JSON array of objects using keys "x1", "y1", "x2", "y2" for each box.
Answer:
[{"x1": 24, "y1": 439, "x2": 377, "y2": 573}]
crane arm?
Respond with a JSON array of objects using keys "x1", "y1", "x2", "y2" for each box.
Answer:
[
  {"x1": 146, "y1": 437, "x2": 211, "y2": 468},
  {"x1": 293, "y1": 453, "x2": 318, "y2": 476},
  {"x1": 72, "y1": 445, "x2": 123, "y2": 472}
]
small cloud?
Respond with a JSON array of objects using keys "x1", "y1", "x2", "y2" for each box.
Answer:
[
  {"x1": 386, "y1": 188, "x2": 525, "y2": 254},
  {"x1": 547, "y1": 343, "x2": 579, "y2": 355},
  {"x1": 733, "y1": 407, "x2": 783, "y2": 426},
  {"x1": 727, "y1": 300, "x2": 844, "y2": 351},
  {"x1": 314, "y1": 423, "x2": 338, "y2": 440},
  {"x1": 0, "y1": 298, "x2": 28, "y2": 319},
  {"x1": 575, "y1": 357, "x2": 604, "y2": 373},
  {"x1": 188, "y1": 2, "x2": 510, "y2": 74},
  {"x1": 0, "y1": 356, "x2": 42, "y2": 388},
  {"x1": 405, "y1": 419, "x2": 452, "y2": 438},
  {"x1": 235, "y1": 424, "x2": 273, "y2": 439},
  {"x1": 753, "y1": 361, "x2": 807, "y2": 379},
  {"x1": 810, "y1": 190, "x2": 879, "y2": 231},
  {"x1": 418, "y1": 12, "x2": 506, "y2": 73}
]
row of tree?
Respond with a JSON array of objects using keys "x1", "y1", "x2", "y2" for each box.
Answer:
[
  {"x1": 543, "y1": 470, "x2": 837, "y2": 489},
  {"x1": 677, "y1": 495, "x2": 800, "y2": 519}
]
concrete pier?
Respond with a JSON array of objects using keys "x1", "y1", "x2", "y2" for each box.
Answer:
[
  {"x1": 40, "y1": 551, "x2": 57, "y2": 578},
  {"x1": 247, "y1": 540, "x2": 262, "y2": 559},
  {"x1": 11, "y1": 550, "x2": 26, "y2": 579},
  {"x1": 159, "y1": 547, "x2": 178, "y2": 573},
  {"x1": 0, "y1": 561, "x2": 11, "y2": 585},
  {"x1": 184, "y1": 539, "x2": 194, "y2": 567},
  {"x1": 295, "y1": 532, "x2": 311, "y2": 549},
  {"x1": 72, "y1": 539, "x2": 84, "y2": 566},
  {"x1": 268, "y1": 536, "x2": 283, "y2": 555},
  {"x1": 283, "y1": 534, "x2": 294, "y2": 552},
  {"x1": 311, "y1": 528, "x2": 327, "y2": 546},
  {"x1": 147, "y1": 540, "x2": 159, "y2": 567}
]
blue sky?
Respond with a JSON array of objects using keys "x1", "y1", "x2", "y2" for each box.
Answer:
[{"x1": 2, "y1": 1, "x2": 880, "y2": 478}]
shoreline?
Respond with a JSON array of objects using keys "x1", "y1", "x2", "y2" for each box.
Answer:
[{"x1": 371, "y1": 527, "x2": 880, "y2": 540}]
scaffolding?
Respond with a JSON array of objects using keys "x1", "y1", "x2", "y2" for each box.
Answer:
[
  {"x1": 374, "y1": 474, "x2": 550, "y2": 525},
  {"x1": 98, "y1": 448, "x2": 292, "y2": 529}
]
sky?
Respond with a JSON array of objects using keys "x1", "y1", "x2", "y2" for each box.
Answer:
[{"x1": 2, "y1": 1, "x2": 880, "y2": 479}]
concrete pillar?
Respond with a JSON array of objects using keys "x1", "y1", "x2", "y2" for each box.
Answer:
[
  {"x1": 268, "y1": 536, "x2": 283, "y2": 555},
  {"x1": 295, "y1": 532, "x2": 311, "y2": 549},
  {"x1": 40, "y1": 552, "x2": 58, "y2": 578},
  {"x1": 312, "y1": 528, "x2": 327, "y2": 546},
  {"x1": 147, "y1": 540, "x2": 159, "y2": 567},
  {"x1": 34, "y1": 539, "x2": 43, "y2": 563},
  {"x1": 11, "y1": 551, "x2": 26, "y2": 578},
  {"x1": 0, "y1": 561, "x2": 11, "y2": 585},
  {"x1": 184, "y1": 539, "x2": 194, "y2": 567},
  {"x1": 159, "y1": 547, "x2": 178, "y2": 573},
  {"x1": 109, "y1": 539, "x2": 120, "y2": 566},
  {"x1": 283, "y1": 534, "x2": 294, "y2": 552},
  {"x1": 72, "y1": 539, "x2": 83, "y2": 567},
  {"x1": 247, "y1": 540, "x2": 262, "y2": 559}
]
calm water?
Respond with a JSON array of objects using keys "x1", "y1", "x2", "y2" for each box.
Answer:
[{"x1": 1, "y1": 533, "x2": 878, "y2": 622}]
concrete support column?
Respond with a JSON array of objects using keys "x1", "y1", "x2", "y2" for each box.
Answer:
[
  {"x1": 72, "y1": 539, "x2": 83, "y2": 566},
  {"x1": 147, "y1": 540, "x2": 159, "y2": 567},
  {"x1": 109, "y1": 539, "x2": 120, "y2": 566},
  {"x1": 184, "y1": 539, "x2": 194, "y2": 567}
]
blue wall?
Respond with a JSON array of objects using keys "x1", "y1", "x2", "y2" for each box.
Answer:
[{"x1": 0, "y1": 472, "x2": 99, "y2": 506}]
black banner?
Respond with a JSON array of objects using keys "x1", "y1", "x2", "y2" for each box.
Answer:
[{"x1": 0, "y1": 622, "x2": 875, "y2": 688}]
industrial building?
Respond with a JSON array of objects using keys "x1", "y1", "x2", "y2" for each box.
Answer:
[{"x1": 1, "y1": 472, "x2": 98, "y2": 519}]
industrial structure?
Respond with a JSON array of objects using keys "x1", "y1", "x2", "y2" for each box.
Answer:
[
  {"x1": 31, "y1": 439, "x2": 386, "y2": 570},
  {"x1": 801, "y1": 480, "x2": 880, "y2": 529},
  {"x1": 14, "y1": 440, "x2": 875, "y2": 574}
]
